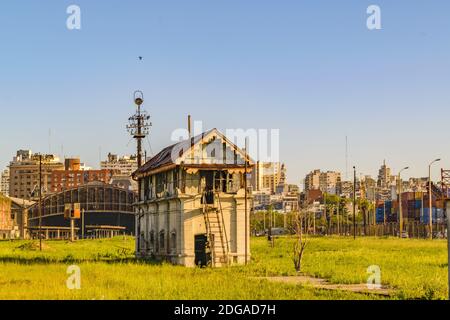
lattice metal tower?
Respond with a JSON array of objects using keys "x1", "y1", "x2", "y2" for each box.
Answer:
[{"x1": 126, "y1": 91, "x2": 151, "y2": 168}]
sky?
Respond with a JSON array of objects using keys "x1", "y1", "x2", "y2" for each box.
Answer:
[{"x1": 1, "y1": 0, "x2": 450, "y2": 184}]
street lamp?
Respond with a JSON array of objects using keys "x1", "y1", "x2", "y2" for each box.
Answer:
[
  {"x1": 398, "y1": 167, "x2": 409, "y2": 238},
  {"x1": 428, "y1": 159, "x2": 441, "y2": 239},
  {"x1": 353, "y1": 166, "x2": 356, "y2": 240}
]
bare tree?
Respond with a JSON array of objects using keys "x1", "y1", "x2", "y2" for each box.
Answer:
[{"x1": 293, "y1": 211, "x2": 308, "y2": 273}]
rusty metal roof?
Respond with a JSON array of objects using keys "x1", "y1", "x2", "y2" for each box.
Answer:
[
  {"x1": 133, "y1": 128, "x2": 255, "y2": 177},
  {"x1": 134, "y1": 129, "x2": 217, "y2": 176}
]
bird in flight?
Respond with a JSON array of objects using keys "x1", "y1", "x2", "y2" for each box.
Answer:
[{"x1": 138, "y1": 56, "x2": 143, "y2": 61}]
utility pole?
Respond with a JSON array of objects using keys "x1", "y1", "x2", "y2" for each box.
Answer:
[
  {"x1": 353, "y1": 166, "x2": 356, "y2": 240},
  {"x1": 429, "y1": 159, "x2": 441, "y2": 239},
  {"x1": 81, "y1": 209, "x2": 85, "y2": 239},
  {"x1": 268, "y1": 203, "x2": 272, "y2": 242},
  {"x1": 439, "y1": 169, "x2": 450, "y2": 300},
  {"x1": 336, "y1": 198, "x2": 341, "y2": 236},
  {"x1": 70, "y1": 218, "x2": 75, "y2": 242},
  {"x1": 244, "y1": 137, "x2": 248, "y2": 265},
  {"x1": 398, "y1": 167, "x2": 409, "y2": 238},
  {"x1": 324, "y1": 193, "x2": 327, "y2": 235},
  {"x1": 39, "y1": 154, "x2": 43, "y2": 251},
  {"x1": 127, "y1": 91, "x2": 151, "y2": 253},
  {"x1": 447, "y1": 199, "x2": 450, "y2": 300}
]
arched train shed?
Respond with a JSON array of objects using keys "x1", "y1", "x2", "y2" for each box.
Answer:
[{"x1": 27, "y1": 182, "x2": 137, "y2": 239}]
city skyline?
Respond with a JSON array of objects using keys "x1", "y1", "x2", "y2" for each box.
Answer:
[{"x1": 1, "y1": 1, "x2": 450, "y2": 183}]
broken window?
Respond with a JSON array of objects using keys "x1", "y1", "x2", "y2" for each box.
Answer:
[{"x1": 155, "y1": 172, "x2": 167, "y2": 196}]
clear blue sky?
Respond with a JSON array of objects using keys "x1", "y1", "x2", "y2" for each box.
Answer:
[{"x1": 1, "y1": 0, "x2": 449, "y2": 184}]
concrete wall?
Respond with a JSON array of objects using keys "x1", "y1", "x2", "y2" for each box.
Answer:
[{"x1": 137, "y1": 186, "x2": 251, "y2": 267}]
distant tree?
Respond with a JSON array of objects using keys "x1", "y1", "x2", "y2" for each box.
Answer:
[
  {"x1": 293, "y1": 211, "x2": 308, "y2": 273},
  {"x1": 358, "y1": 199, "x2": 375, "y2": 235}
]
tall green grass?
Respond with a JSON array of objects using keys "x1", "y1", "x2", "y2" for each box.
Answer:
[{"x1": 0, "y1": 236, "x2": 447, "y2": 300}]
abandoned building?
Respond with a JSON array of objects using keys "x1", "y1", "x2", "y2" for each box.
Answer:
[
  {"x1": 133, "y1": 128, "x2": 253, "y2": 267},
  {"x1": 0, "y1": 193, "x2": 32, "y2": 240}
]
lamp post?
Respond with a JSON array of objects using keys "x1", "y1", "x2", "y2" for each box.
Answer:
[
  {"x1": 353, "y1": 166, "x2": 356, "y2": 240},
  {"x1": 398, "y1": 167, "x2": 409, "y2": 238},
  {"x1": 38, "y1": 154, "x2": 43, "y2": 251},
  {"x1": 428, "y1": 159, "x2": 441, "y2": 239}
]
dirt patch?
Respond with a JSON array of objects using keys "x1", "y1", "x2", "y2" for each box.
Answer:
[
  {"x1": 15, "y1": 242, "x2": 52, "y2": 251},
  {"x1": 261, "y1": 276, "x2": 392, "y2": 296}
]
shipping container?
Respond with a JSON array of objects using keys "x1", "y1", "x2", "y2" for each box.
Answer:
[{"x1": 420, "y1": 208, "x2": 440, "y2": 224}]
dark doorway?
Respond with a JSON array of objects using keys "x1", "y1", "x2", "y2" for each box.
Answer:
[
  {"x1": 194, "y1": 234, "x2": 210, "y2": 267},
  {"x1": 200, "y1": 171, "x2": 214, "y2": 204}
]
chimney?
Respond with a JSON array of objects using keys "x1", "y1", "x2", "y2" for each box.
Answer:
[{"x1": 188, "y1": 115, "x2": 192, "y2": 139}]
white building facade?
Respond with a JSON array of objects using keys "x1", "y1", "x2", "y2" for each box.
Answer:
[{"x1": 133, "y1": 129, "x2": 253, "y2": 267}]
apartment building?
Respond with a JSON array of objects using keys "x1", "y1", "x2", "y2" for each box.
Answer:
[
  {"x1": 252, "y1": 161, "x2": 283, "y2": 194},
  {"x1": 304, "y1": 170, "x2": 341, "y2": 195},
  {"x1": 9, "y1": 150, "x2": 64, "y2": 200},
  {"x1": 0, "y1": 168, "x2": 10, "y2": 196},
  {"x1": 100, "y1": 153, "x2": 138, "y2": 176}
]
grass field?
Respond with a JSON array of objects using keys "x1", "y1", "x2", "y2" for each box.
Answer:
[{"x1": 0, "y1": 236, "x2": 447, "y2": 300}]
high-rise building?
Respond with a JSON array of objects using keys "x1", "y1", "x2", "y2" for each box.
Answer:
[
  {"x1": 304, "y1": 170, "x2": 341, "y2": 194},
  {"x1": 50, "y1": 168, "x2": 119, "y2": 193},
  {"x1": 251, "y1": 162, "x2": 283, "y2": 194},
  {"x1": 9, "y1": 151, "x2": 65, "y2": 200},
  {"x1": 304, "y1": 169, "x2": 321, "y2": 193},
  {"x1": 100, "y1": 153, "x2": 138, "y2": 176},
  {"x1": 275, "y1": 164, "x2": 288, "y2": 194},
  {"x1": 377, "y1": 160, "x2": 391, "y2": 189},
  {"x1": 361, "y1": 175, "x2": 377, "y2": 200},
  {"x1": 0, "y1": 168, "x2": 10, "y2": 196},
  {"x1": 319, "y1": 171, "x2": 341, "y2": 194}
]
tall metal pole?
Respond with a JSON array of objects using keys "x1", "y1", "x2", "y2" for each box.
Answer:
[
  {"x1": 137, "y1": 104, "x2": 143, "y2": 168},
  {"x1": 70, "y1": 218, "x2": 75, "y2": 242},
  {"x1": 429, "y1": 164, "x2": 432, "y2": 239},
  {"x1": 398, "y1": 167, "x2": 409, "y2": 238},
  {"x1": 82, "y1": 209, "x2": 85, "y2": 239},
  {"x1": 337, "y1": 201, "x2": 340, "y2": 236},
  {"x1": 398, "y1": 173, "x2": 402, "y2": 238},
  {"x1": 244, "y1": 137, "x2": 248, "y2": 265},
  {"x1": 429, "y1": 159, "x2": 441, "y2": 239},
  {"x1": 353, "y1": 166, "x2": 356, "y2": 240},
  {"x1": 446, "y1": 200, "x2": 450, "y2": 300},
  {"x1": 268, "y1": 204, "x2": 272, "y2": 241},
  {"x1": 440, "y1": 169, "x2": 450, "y2": 300},
  {"x1": 39, "y1": 154, "x2": 42, "y2": 251},
  {"x1": 127, "y1": 91, "x2": 151, "y2": 254}
]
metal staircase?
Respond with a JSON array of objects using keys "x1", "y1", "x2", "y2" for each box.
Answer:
[{"x1": 202, "y1": 191, "x2": 230, "y2": 267}]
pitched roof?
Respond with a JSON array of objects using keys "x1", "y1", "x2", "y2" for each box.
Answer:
[
  {"x1": 134, "y1": 128, "x2": 216, "y2": 176},
  {"x1": 8, "y1": 197, "x2": 35, "y2": 207},
  {"x1": 134, "y1": 128, "x2": 252, "y2": 177}
]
